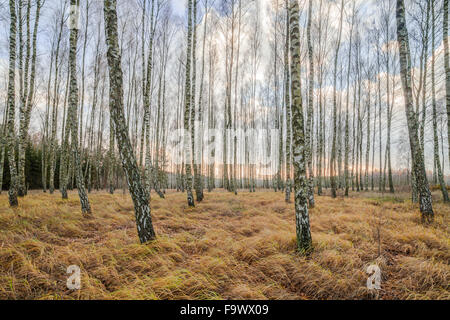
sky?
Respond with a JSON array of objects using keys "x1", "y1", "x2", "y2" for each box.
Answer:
[{"x1": 172, "y1": 0, "x2": 185, "y2": 16}]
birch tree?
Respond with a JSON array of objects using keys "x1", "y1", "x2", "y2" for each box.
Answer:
[
  {"x1": 18, "y1": 0, "x2": 42, "y2": 196},
  {"x1": 68, "y1": 0, "x2": 92, "y2": 217},
  {"x1": 330, "y1": 0, "x2": 344, "y2": 198},
  {"x1": 306, "y1": 0, "x2": 315, "y2": 207},
  {"x1": 0, "y1": 100, "x2": 7, "y2": 195},
  {"x1": 191, "y1": 0, "x2": 203, "y2": 202},
  {"x1": 443, "y1": 0, "x2": 450, "y2": 165},
  {"x1": 396, "y1": 0, "x2": 434, "y2": 222},
  {"x1": 345, "y1": 1, "x2": 356, "y2": 197},
  {"x1": 430, "y1": 0, "x2": 449, "y2": 202},
  {"x1": 284, "y1": 0, "x2": 292, "y2": 203},
  {"x1": 104, "y1": 0, "x2": 156, "y2": 243},
  {"x1": 184, "y1": 0, "x2": 195, "y2": 206},
  {"x1": 6, "y1": 0, "x2": 19, "y2": 207},
  {"x1": 289, "y1": 0, "x2": 312, "y2": 254}
]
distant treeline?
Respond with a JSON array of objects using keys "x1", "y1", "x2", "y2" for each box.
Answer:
[
  {"x1": 1, "y1": 141, "x2": 48, "y2": 191},
  {"x1": 2, "y1": 139, "x2": 448, "y2": 194}
]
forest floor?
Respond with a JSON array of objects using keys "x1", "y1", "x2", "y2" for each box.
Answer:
[{"x1": 0, "y1": 189, "x2": 448, "y2": 300}]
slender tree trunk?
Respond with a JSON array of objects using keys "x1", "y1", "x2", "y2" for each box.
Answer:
[
  {"x1": 17, "y1": 0, "x2": 29, "y2": 197},
  {"x1": 372, "y1": 76, "x2": 377, "y2": 191},
  {"x1": 365, "y1": 76, "x2": 371, "y2": 192},
  {"x1": 197, "y1": 0, "x2": 209, "y2": 200},
  {"x1": 345, "y1": 2, "x2": 355, "y2": 197},
  {"x1": 232, "y1": 0, "x2": 241, "y2": 196},
  {"x1": 207, "y1": 38, "x2": 216, "y2": 193},
  {"x1": 68, "y1": 0, "x2": 92, "y2": 217},
  {"x1": 104, "y1": 0, "x2": 156, "y2": 243},
  {"x1": 184, "y1": 0, "x2": 195, "y2": 207},
  {"x1": 79, "y1": 0, "x2": 89, "y2": 153},
  {"x1": 109, "y1": 107, "x2": 115, "y2": 194},
  {"x1": 60, "y1": 71, "x2": 71, "y2": 199},
  {"x1": 6, "y1": 0, "x2": 19, "y2": 207},
  {"x1": 138, "y1": 0, "x2": 146, "y2": 168},
  {"x1": 49, "y1": 8, "x2": 65, "y2": 194},
  {"x1": 306, "y1": 0, "x2": 315, "y2": 207},
  {"x1": 191, "y1": 0, "x2": 204, "y2": 202},
  {"x1": 396, "y1": 0, "x2": 434, "y2": 222},
  {"x1": 284, "y1": 0, "x2": 291, "y2": 203},
  {"x1": 289, "y1": 0, "x2": 312, "y2": 254},
  {"x1": 384, "y1": 18, "x2": 395, "y2": 194},
  {"x1": 431, "y1": 0, "x2": 449, "y2": 202},
  {"x1": 375, "y1": 31, "x2": 383, "y2": 193},
  {"x1": 144, "y1": 0, "x2": 156, "y2": 198},
  {"x1": 0, "y1": 92, "x2": 9, "y2": 195},
  {"x1": 444, "y1": 0, "x2": 450, "y2": 167},
  {"x1": 330, "y1": 0, "x2": 344, "y2": 198}
]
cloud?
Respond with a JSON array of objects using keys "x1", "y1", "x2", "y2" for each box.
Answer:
[{"x1": 172, "y1": 0, "x2": 185, "y2": 16}]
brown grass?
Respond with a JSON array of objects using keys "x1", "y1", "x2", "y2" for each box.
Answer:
[{"x1": 0, "y1": 190, "x2": 448, "y2": 300}]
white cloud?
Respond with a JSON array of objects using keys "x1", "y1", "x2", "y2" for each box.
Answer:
[{"x1": 172, "y1": 0, "x2": 185, "y2": 16}]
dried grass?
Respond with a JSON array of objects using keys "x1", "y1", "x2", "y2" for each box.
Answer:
[{"x1": 0, "y1": 190, "x2": 448, "y2": 300}]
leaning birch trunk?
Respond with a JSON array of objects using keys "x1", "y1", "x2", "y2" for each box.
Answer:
[
  {"x1": 103, "y1": 0, "x2": 156, "y2": 243},
  {"x1": 68, "y1": 0, "x2": 92, "y2": 217},
  {"x1": 6, "y1": 0, "x2": 19, "y2": 207},
  {"x1": 289, "y1": 0, "x2": 312, "y2": 254},
  {"x1": 396, "y1": 0, "x2": 434, "y2": 222}
]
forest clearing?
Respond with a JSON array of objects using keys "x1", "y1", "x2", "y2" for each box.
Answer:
[{"x1": 0, "y1": 190, "x2": 448, "y2": 300}]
